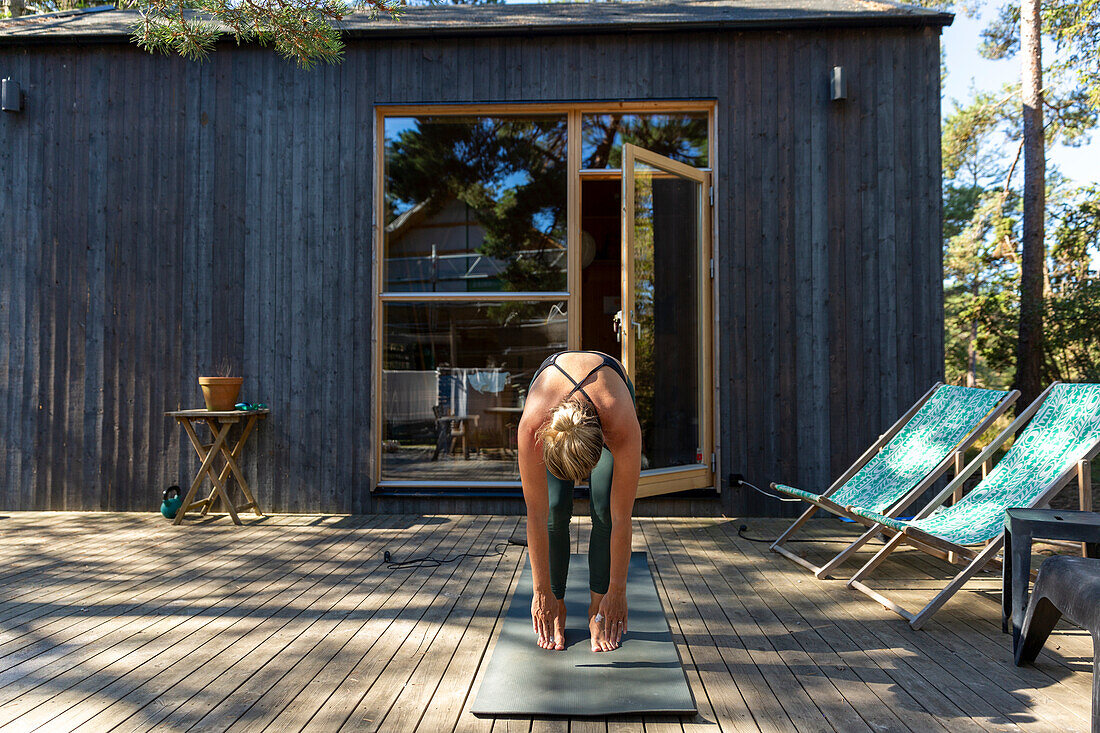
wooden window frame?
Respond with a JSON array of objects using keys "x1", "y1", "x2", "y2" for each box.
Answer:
[
  {"x1": 621, "y1": 144, "x2": 714, "y2": 497},
  {"x1": 372, "y1": 101, "x2": 719, "y2": 492}
]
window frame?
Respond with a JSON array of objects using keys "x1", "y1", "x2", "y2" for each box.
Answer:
[{"x1": 372, "y1": 101, "x2": 717, "y2": 491}]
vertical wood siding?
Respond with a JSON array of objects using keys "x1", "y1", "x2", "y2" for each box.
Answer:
[{"x1": 0, "y1": 26, "x2": 944, "y2": 516}]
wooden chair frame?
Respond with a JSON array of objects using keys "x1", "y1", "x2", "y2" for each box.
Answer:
[
  {"x1": 771, "y1": 383, "x2": 1019, "y2": 579},
  {"x1": 846, "y1": 383, "x2": 1100, "y2": 629}
]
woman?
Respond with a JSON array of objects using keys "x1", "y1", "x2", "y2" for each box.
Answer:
[{"x1": 518, "y1": 350, "x2": 642, "y2": 652}]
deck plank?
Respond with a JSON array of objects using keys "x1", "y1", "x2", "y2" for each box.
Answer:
[
  {"x1": 190, "y1": 516, "x2": 497, "y2": 732},
  {"x1": 0, "y1": 515, "x2": 331, "y2": 658},
  {"x1": 374, "y1": 517, "x2": 520, "y2": 732},
  {"x1": 35, "y1": 516, "x2": 415, "y2": 733},
  {"x1": 718, "y1": 519, "x2": 1056, "y2": 732},
  {"x1": 409, "y1": 526, "x2": 523, "y2": 733},
  {"x1": 774, "y1": 518, "x2": 1092, "y2": 731},
  {"x1": 167, "y1": 516, "x2": 484, "y2": 733},
  {"x1": 671, "y1": 520, "x2": 917, "y2": 733},
  {"x1": 296, "y1": 515, "x2": 493, "y2": 730},
  {"x1": 708, "y1": 521, "x2": 958, "y2": 733},
  {"x1": 335, "y1": 516, "x2": 512, "y2": 732},
  {"x1": 0, "y1": 514, "x2": 1087, "y2": 732},
  {"x1": 250, "y1": 516, "x2": 475, "y2": 731}
]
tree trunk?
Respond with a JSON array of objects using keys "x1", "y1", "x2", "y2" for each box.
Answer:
[
  {"x1": 8, "y1": 0, "x2": 25, "y2": 18},
  {"x1": 1015, "y1": 0, "x2": 1045, "y2": 409}
]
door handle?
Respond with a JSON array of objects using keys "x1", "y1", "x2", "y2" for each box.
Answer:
[
  {"x1": 612, "y1": 310, "x2": 623, "y2": 343},
  {"x1": 631, "y1": 310, "x2": 642, "y2": 339}
]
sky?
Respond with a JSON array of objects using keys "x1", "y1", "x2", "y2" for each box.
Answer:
[{"x1": 941, "y1": 6, "x2": 1100, "y2": 187}]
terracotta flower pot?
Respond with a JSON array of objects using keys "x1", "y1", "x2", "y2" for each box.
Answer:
[{"x1": 198, "y1": 376, "x2": 243, "y2": 411}]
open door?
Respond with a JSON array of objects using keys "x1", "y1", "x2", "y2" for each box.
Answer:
[{"x1": 620, "y1": 144, "x2": 713, "y2": 498}]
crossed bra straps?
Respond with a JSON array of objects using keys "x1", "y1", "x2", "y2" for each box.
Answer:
[{"x1": 532, "y1": 350, "x2": 631, "y2": 408}]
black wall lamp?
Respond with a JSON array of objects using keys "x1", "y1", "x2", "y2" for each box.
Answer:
[
  {"x1": 830, "y1": 66, "x2": 847, "y2": 102},
  {"x1": 2, "y1": 78, "x2": 24, "y2": 113}
]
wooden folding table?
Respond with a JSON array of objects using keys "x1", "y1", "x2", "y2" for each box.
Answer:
[{"x1": 166, "y1": 408, "x2": 269, "y2": 525}]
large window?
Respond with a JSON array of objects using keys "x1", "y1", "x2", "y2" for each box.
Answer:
[
  {"x1": 383, "y1": 116, "x2": 568, "y2": 293},
  {"x1": 382, "y1": 301, "x2": 567, "y2": 481},
  {"x1": 379, "y1": 112, "x2": 570, "y2": 483},
  {"x1": 376, "y1": 105, "x2": 712, "y2": 487}
]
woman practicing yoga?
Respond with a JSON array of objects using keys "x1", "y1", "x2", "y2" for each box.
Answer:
[{"x1": 518, "y1": 350, "x2": 642, "y2": 652}]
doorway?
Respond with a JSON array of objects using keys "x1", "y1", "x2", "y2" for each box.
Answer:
[{"x1": 579, "y1": 144, "x2": 714, "y2": 497}]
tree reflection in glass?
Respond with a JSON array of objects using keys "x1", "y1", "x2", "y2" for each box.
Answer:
[
  {"x1": 630, "y1": 166, "x2": 701, "y2": 470},
  {"x1": 383, "y1": 116, "x2": 568, "y2": 293},
  {"x1": 582, "y1": 113, "x2": 708, "y2": 169}
]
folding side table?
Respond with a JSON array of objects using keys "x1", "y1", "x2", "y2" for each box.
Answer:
[{"x1": 166, "y1": 408, "x2": 269, "y2": 525}]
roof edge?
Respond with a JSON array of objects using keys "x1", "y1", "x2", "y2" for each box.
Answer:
[{"x1": 0, "y1": 3, "x2": 955, "y2": 46}]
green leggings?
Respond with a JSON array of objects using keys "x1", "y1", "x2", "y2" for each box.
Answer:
[{"x1": 547, "y1": 446, "x2": 615, "y2": 599}]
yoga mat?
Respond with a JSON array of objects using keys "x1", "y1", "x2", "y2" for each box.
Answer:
[{"x1": 471, "y1": 551, "x2": 697, "y2": 717}]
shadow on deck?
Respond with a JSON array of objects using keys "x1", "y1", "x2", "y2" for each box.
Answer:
[{"x1": 0, "y1": 512, "x2": 1090, "y2": 732}]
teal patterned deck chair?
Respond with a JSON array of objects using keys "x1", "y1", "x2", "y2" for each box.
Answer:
[
  {"x1": 846, "y1": 382, "x2": 1100, "y2": 629},
  {"x1": 770, "y1": 383, "x2": 1017, "y2": 579}
]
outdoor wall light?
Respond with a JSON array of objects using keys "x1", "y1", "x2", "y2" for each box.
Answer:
[
  {"x1": 830, "y1": 66, "x2": 847, "y2": 102},
  {"x1": 2, "y1": 78, "x2": 23, "y2": 113}
]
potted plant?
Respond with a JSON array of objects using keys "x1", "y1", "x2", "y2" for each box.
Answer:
[{"x1": 198, "y1": 358, "x2": 243, "y2": 412}]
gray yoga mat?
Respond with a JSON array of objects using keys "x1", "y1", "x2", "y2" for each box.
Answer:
[{"x1": 472, "y1": 551, "x2": 697, "y2": 717}]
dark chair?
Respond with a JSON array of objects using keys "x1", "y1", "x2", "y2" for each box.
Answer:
[
  {"x1": 430, "y1": 405, "x2": 480, "y2": 461},
  {"x1": 1017, "y1": 555, "x2": 1100, "y2": 732}
]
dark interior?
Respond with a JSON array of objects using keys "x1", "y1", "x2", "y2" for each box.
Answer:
[{"x1": 580, "y1": 179, "x2": 623, "y2": 355}]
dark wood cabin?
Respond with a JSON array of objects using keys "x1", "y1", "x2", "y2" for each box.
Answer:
[{"x1": 0, "y1": 0, "x2": 952, "y2": 516}]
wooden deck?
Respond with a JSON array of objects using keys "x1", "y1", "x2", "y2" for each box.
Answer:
[{"x1": 0, "y1": 512, "x2": 1091, "y2": 732}]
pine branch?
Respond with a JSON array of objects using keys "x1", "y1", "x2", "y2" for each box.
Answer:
[{"x1": 130, "y1": 0, "x2": 403, "y2": 66}]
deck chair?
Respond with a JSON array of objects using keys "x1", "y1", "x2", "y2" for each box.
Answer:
[
  {"x1": 845, "y1": 382, "x2": 1100, "y2": 629},
  {"x1": 770, "y1": 383, "x2": 1018, "y2": 578}
]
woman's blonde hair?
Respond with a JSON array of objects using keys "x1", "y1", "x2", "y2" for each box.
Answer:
[{"x1": 535, "y1": 399, "x2": 604, "y2": 481}]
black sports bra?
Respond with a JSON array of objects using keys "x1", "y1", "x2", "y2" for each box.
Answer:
[{"x1": 531, "y1": 350, "x2": 631, "y2": 407}]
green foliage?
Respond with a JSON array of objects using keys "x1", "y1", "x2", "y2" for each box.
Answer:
[
  {"x1": 129, "y1": 0, "x2": 400, "y2": 67},
  {"x1": 1045, "y1": 187, "x2": 1100, "y2": 380},
  {"x1": 979, "y1": 3, "x2": 1020, "y2": 59},
  {"x1": 940, "y1": 0, "x2": 1100, "y2": 391},
  {"x1": 1047, "y1": 0, "x2": 1100, "y2": 109},
  {"x1": 940, "y1": 64, "x2": 1100, "y2": 388},
  {"x1": 944, "y1": 176, "x2": 1100, "y2": 386},
  {"x1": 978, "y1": 0, "x2": 1100, "y2": 109},
  {"x1": 14, "y1": 0, "x2": 109, "y2": 14},
  {"x1": 12, "y1": 0, "x2": 502, "y2": 65}
]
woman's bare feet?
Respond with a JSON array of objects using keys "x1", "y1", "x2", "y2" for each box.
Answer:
[{"x1": 588, "y1": 595, "x2": 620, "y2": 652}]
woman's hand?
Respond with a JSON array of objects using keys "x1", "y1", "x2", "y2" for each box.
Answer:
[
  {"x1": 531, "y1": 588, "x2": 559, "y2": 649},
  {"x1": 598, "y1": 587, "x2": 628, "y2": 646}
]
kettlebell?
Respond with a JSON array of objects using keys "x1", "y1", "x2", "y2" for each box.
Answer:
[{"x1": 161, "y1": 485, "x2": 182, "y2": 519}]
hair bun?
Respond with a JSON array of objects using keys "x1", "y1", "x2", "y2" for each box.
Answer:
[
  {"x1": 536, "y1": 399, "x2": 604, "y2": 482},
  {"x1": 548, "y1": 402, "x2": 586, "y2": 437}
]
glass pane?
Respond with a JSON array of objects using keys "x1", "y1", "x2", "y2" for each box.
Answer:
[
  {"x1": 382, "y1": 300, "x2": 568, "y2": 481},
  {"x1": 383, "y1": 116, "x2": 568, "y2": 293},
  {"x1": 632, "y1": 167, "x2": 701, "y2": 470},
  {"x1": 582, "y1": 113, "x2": 708, "y2": 169}
]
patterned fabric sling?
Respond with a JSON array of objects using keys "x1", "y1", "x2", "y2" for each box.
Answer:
[
  {"x1": 852, "y1": 383, "x2": 1100, "y2": 545},
  {"x1": 775, "y1": 385, "x2": 1010, "y2": 514}
]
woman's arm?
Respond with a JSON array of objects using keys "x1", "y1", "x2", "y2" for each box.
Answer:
[
  {"x1": 518, "y1": 413, "x2": 558, "y2": 647},
  {"x1": 518, "y1": 417, "x2": 552, "y2": 590},
  {"x1": 606, "y1": 430, "x2": 640, "y2": 591},
  {"x1": 600, "y1": 403, "x2": 641, "y2": 642}
]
